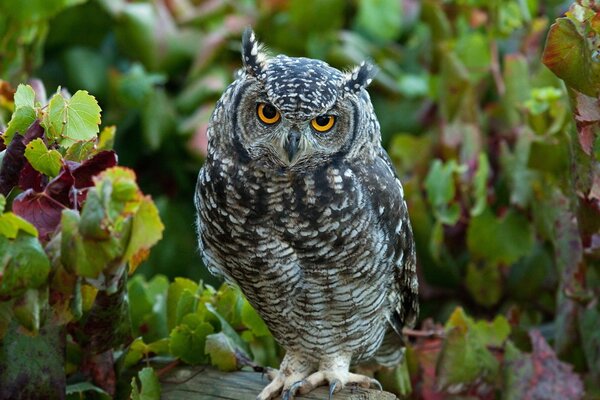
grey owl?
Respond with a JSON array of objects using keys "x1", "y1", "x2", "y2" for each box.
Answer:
[{"x1": 195, "y1": 28, "x2": 418, "y2": 400}]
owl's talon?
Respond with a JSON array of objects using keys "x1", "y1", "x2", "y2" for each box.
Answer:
[
  {"x1": 328, "y1": 379, "x2": 342, "y2": 399},
  {"x1": 282, "y1": 381, "x2": 303, "y2": 400},
  {"x1": 370, "y1": 378, "x2": 383, "y2": 391}
]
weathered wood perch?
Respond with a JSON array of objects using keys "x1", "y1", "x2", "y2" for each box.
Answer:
[{"x1": 161, "y1": 367, "x2": 398, "y2": 400}]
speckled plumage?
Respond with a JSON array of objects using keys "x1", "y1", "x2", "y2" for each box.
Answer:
[{"x1": 195, "y1": 29, "x2": 418, "y2": 399}]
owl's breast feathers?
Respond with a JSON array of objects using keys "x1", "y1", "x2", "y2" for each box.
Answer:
[{"x1": 196, "y1": 147, "x2": 418, "y2": 359}]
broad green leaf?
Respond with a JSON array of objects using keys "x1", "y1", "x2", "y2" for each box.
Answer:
[
  {"x1": 376, "y1": 356, "x2": 412, "y2": 397},
  {"x1": 205, "y1": 302, "x2": 251, "y2": 355},
  {"x1": 131, "y1": 367, "x2": 161, "y2": 400},
  {"x1": 24, "y1": 138, "x2": 63, "y2": 177},
  {"x1": 425, "y1": 159, "x2": 460, "y2": 225},
  {"x1": 205, "y1": 332, "x2": 238, "y2": 371},
  {"x1": 169, "y1": 313, "x2": 214, "y2": 365},
  {"x1": 0, "y1": 212, "x2": 38, "y2": 239},
  {"x1": 14, "y1": 84, "x2": 35, "y2": 108},
  {"x1": 97, "y1": 126, "x2": 116, "y2": 151},
  {"x1": 455, "y1": 32, "x2": 491, "y2": 82},
  {"x1": 241, "y1": 299, "x2": 270, "y2": 338},
  {"x1": 123, "y1": 337, "x2": 147, "y2": 369},
  {"x1": 0, "y1": 232, "x2": 50, "y2": 297},
  {"x1": 436, "y1": 324, "x2": 499, "y2": 388},
  {"x1": 167, "y1": 278, "x2": 199, "y2": 331},
  {"x1": 0, "y1": 321, "x2": 65, "y2": 399},
  {"x1": 214, "y1": 284, "x2": 245, "y2": 327},
  {"x1": 128, "y1": 275, "x2": 168, "y2": 342},
  {"x1": 64, "y1": 140, "x2": 96, "y2": 162},
  {"x1": 0, "y1": 195, "x2": 5, "y2": 213},
  {"x1": 3, "y1": 105, "x2": 36, "y2": 145},
  {"x1": 467, "y1": 209, "x2": 534, "y2": 265},
  {"x1": 438, "y1": 308, "x2": 505, "y2": 388},
  {"x1": 354, "y1": 0, "x2": 402, "y2": 42},
  {"x1": 42, "y1": 90, "x2": 101, "y2": 148},
  {"x1": 465, "y1": 262, "x2": 502, "y2": 307},
  {"x1": 125, "y1": 196, "x2": 164, "y2": 273}
]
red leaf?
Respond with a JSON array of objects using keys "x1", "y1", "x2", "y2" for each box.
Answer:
[
  {"x1": 72, "y1": 150, "x2": 118, "y2": 189},
  {"x1": 507, "y1": 330, "x2": 584, "y2": 400},
  {"x1": 0, "y1": 121, "x2": 44, "y2": 196},
  {"x1": 12, "y1": 190, "x2": 65, "y2": 240},
  {"x1": 12, "y1": 168, "x2": 75, "y2": 240},
  {"x1": 18, "y1": 161, "x2": 45, "y2": 192}
]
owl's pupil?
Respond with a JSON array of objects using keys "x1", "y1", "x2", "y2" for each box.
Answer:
[
  {"x1": 262, "y1": 104, "x2": 277, "y2": 119},
  {"x1": 316, "y1": 116, "x2": 330, "y2": 126}
]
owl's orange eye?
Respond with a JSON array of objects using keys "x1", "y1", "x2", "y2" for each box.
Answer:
[
  {"x1": 310, "y1": 115, "x2": 335, "y2": 132},
  {"x1": 257, "y1": 103, "x2": 281, "y2": 125}
]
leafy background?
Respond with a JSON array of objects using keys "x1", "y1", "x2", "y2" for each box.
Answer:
[{"x1": 0, "y1": 0, "x2": 599, "y2": 399}]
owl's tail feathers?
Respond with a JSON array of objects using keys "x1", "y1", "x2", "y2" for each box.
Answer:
[{"x1": 371, "y1": 327, "x2": 406, "y2": 368}]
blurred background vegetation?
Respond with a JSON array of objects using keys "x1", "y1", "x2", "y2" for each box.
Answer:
[{"x1": 1, "y1": 0, "x2": 599, "y2": 398}]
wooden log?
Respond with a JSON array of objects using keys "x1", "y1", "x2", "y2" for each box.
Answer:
[{"x1": 161, "y1": 366, "x2": 398, "y2": 400}]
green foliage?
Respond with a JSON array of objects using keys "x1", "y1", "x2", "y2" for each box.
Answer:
[{"x1": 0, "y1": 0, "x2": 599, "y2": 398}]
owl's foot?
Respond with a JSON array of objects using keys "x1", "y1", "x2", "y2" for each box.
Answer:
[
  {"x1": 283, "y1": 370, "x2": 382, "y2": 399},
  {"x1": 256, "y1": 353, "x2": 314, "y2": 400}
]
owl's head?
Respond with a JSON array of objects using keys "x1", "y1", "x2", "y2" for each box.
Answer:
[{"x1": 217, "y1": 28, "x2": 380, "y2": 170}]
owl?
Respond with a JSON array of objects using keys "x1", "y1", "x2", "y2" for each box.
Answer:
[{"x1": 195, "y1": 28, "x2": 418, "y2": 400}]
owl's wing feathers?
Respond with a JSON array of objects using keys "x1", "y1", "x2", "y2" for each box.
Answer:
[{"x1": 372, "y1": 149, "x2": 419, "y2": 335}]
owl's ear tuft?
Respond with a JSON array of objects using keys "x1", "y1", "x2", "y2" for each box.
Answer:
[
  {"x1": 242, "y1": 28, "x2": 266, "y2": 77},
  {"x1": 343, "y1": 62, "x2": 378, "y2": 93}
]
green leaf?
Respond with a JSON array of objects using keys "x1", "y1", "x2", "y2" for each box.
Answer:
[
  {"x1": 354, "y1": 0, "x2": 402, "y2": 42},
  {"x1": 24, "y1": 138, "x2": 63, "y2": 177},
  {"x1": 131, "y1": 367, "x2": 161, "y2": 400},
  {"x1": 455, "y1": 32, "x2": 491, "y2": 82},
  {"x1": 98, "y1": 126, "x2": 116, "y2": 151},
  {"x1": 0, "y1": 320, "x2": 65, "y2": 399},
  {"x1": 471, "y1": 153, "x2": 489, "y2": 217},
  {"x1": 125, "y1": 196, "x2": 164, "y2": 274},
  {"x1": 14, "y1": 84, "x2": 35, "y2": 108},
  {"x1": 2, "y1": 84, "x2": 37, "y2": 144},
  {"x1": 205, "y1": 332, "x2": 239, "y2": 372},
  {"x1": 0, "y1": 0, "x2": 86, "y2": 21},
  {"x1": 169, "y1": 313, "x2": 214, "y2": 365},
  {"x1": 3, "y1": 105, "x2": 36, "y2": 145},
  {"x1": 128, "y1": 274, "x2": 169, "y2": 342},
  {"x1": 467, "y1": 209, "x2": 534, "y2": 265},
  {"x1": 64, "y1": 139, "x2": 96, "y2": 162},
  {"x1": 438, "y1": 308, "x2": 507, "y2": 389},
  {"x1": 42, "y1": 90, "x2": 102, "y2": 148},
  {"x1": 0, "y1": 212, "x2": 38, "y2": 239},
  {"x1": 465, "y1": 262, "x2": 502, "y2": 307},
  {"x1": 167, "y1": 278, "x2": 199, "y2": 331},
  {"x1": 0, "y1": 232, "x2": 50, "y2": 298},
  {"x1": 241, "y1": 299, "x2": 270, "y2": 338},
  {"x1": 0, "y1": 195, "x2": 4, "y2": 213},
  {"x1": 425, "y1": 159, "x2": 460, "y2": 225},
  {"x1": 205, "y1": 302, "x2": 251, "y2": 355}
]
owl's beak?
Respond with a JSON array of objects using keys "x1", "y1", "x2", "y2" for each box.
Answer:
[{"x1": 285, "y1": 129, "x2": 301, "y2": 162}]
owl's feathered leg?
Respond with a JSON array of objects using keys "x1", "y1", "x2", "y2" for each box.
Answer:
[
  {"x1": 256, "y1": 352, "x2": 315, "y2": 400},
  {"x1": 285, "y1": 355, "x2": 382, "y2": 399}
]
